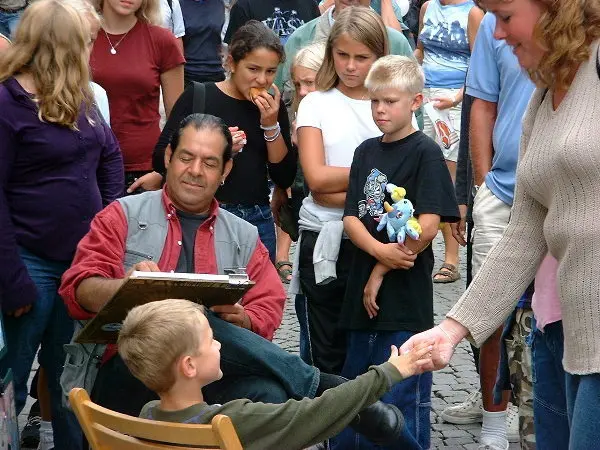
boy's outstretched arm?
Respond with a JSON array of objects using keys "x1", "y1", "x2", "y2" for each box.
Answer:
[{"x1": 213, "y1": 342, "x2": 434, "y2": 450}]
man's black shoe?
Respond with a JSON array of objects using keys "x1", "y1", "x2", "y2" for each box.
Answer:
[{"x1": 349, "y1": 401, "x2": 404, "y2": 446}]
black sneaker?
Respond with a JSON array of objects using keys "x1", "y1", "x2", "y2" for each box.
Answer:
[{"x1": 20, "y1": 400, "x2": 41, "y2": 448}]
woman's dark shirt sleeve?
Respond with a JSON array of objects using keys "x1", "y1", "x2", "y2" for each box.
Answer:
[{"x1": 96, "y1": 118, "x2": 125, "y2": 206}]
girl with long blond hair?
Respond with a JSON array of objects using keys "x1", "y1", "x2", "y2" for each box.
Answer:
[
  {"x1": 402, "y1": 0, "x2": 600, "y2": 447},
  {"x1": 91, "y1": 0, "x2": 184, "y2": 194},
  {"x1": 0, "y1": 0, "x2": 123, "y2": 448}
]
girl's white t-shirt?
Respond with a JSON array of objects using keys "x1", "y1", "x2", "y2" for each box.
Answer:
[{"x1": 296, "y1": 88, "x2": 382, "y2": 221}]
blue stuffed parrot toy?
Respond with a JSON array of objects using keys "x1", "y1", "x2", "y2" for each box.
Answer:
[{"x1": 376, "y1": 184, "x2": 422, "y2": 244}]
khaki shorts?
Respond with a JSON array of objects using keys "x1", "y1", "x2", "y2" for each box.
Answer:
[{"x1": 471, "y1": 183, "x2": 511, "y2": 275}]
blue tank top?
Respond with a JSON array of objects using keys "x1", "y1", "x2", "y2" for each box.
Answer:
[{"x1": 419, "y1": 0, "x2": 475, "y2": 88}]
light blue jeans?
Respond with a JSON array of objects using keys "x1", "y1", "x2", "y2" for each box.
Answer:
[{"x1": 0, "y1": 9, "x2": 22, "y2": 38}]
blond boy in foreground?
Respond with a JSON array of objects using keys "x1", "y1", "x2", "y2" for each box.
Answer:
[{"x1": 118, "y1": 299, "x2": 434, "y2": 450}]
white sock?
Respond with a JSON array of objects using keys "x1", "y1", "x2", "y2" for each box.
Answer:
[
  {"x1": 39, "y1": 420, "x2": 53, "y2": 442},
  {"x1": 39, "y1": 420, "x2": 52, "y2": 434},
  {"x1": 480, "y1": 409, "x2": 507, "y2": 444}
]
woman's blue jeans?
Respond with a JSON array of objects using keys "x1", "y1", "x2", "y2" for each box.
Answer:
[
  {"x1": 0, "y1": 247, "x2": 82, "y2": 449},
  {"x1": 531, "y1": 319, "x2": 569, "y2": 449},
  {"x1": 219, "y1": 203, "x2": 276, "y2": 262},
  {"x1": 565, "y1": 370, "x2": 600, "y2": 449},
  {"x1": 330, "y1": 330, "x2": 431, "y2": 450}
]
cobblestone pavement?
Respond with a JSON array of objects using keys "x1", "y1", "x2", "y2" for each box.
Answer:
[{"x1": 19, "y1": 235, "x2": 518, "y2": 449}]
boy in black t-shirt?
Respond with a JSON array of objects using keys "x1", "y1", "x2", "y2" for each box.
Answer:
[{"x1": 335, "y1": 56, "x2": 459, "y2": 450}]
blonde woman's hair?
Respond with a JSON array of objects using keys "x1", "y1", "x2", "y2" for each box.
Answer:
[
  {"x1": 0, "y1": 0, "x2": 95, "y2": 129},
  {"x1": 118, "y1": 299, "x2": 207, "y2": 394},
  {"x1": 483, "y1": 0, "x2": 600, "y2": 90},
  {"x1": 316, "y1": 6, "x2": 389, "y2": 92},
  {"x1": 291, "y1": 41, "x2": 326, "y2": 113},
  {"x1": 365, "y1": 55, "x2": 424, "y2": 95},
  {"x1": 95, "y1": 0, "x2": 162, "y2": 25},
  {"x1": 63, "y1": 0, "x2": 103, "y2": 33}
]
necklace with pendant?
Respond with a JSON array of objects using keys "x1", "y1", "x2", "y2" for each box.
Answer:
[{"x1": 104, "y1": 28, "x2": 131, "y2": 55}]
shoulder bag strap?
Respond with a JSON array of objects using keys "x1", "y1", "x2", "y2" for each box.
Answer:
[{"x1": 192, "y1": 81, "x2": 206, "y2": 114}]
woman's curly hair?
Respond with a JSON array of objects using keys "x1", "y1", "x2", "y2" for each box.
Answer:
[
  {"x1": 486, "y1": 0, "x2": 600, "y2": 90},
  {"x1": 533, "y1": 0, "x2": 600, "y2": 90}
]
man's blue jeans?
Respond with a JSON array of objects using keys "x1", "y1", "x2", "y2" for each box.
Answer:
[
  {"x1": 330, "y1": 330, "x2": 431, "y2": 450},
  {"x1": 0, "y1": 247, "x2": 82, "y2": 449},
  {"x1": 0, "y1": 9, "x2": 21, "y2": 38},
  {"x1": 219, "y1": 203, "x2": 276, "y2": 262},
  {"x1": 531, "y1": 319, "x2": 569, "y2": 449},
  {"x1": 205, "y1": 311, "x2": 319, "y2": 400}
]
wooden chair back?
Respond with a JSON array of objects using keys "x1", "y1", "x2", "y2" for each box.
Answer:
[{"x1": 69, "y1": 388, "x2": 243, "y2": 450}]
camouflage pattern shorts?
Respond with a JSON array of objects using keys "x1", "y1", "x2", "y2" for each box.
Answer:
[{"x1": 505, "y1": 308, "x2": 536, "y2": 450}]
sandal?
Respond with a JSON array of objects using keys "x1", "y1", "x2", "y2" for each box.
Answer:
[
  {"x1": 433, "y1": 263, "x2": 461, "y2": 284},
  {"x1": 275, "y1": 261, "x2": 293, "y2": 284}
]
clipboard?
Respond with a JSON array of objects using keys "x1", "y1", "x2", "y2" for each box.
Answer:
[{"x1": 75, "y1": 271, "x2": 255, "y2": 344}]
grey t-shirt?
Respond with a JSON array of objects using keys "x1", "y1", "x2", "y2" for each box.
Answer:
[{"x1": 175, "y1": 210, "x2": 208, "y2": 273}]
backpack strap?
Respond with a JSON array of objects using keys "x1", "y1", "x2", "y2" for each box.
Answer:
[{"x1": 192, "y1": 81, "x2": 206, "y2": 114}]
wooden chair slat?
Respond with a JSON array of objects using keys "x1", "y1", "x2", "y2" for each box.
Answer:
[
  {"x1": 69, "y1": 388, "x2": 243, "y2": 450},
  {"x1": 87, "y1": 406, "x2": 220, "y2": 445}
]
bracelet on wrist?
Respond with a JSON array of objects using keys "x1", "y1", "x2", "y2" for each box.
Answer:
[
  {"x1": 260, "y1": 122, "x2": 279, "y2": 131},
  {"x1": 264, "y1": 128, "x2": 281, "y2": 142}
]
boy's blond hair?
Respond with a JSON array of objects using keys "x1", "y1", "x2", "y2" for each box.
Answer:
[
  {"x1": 118, "y1": 299, "x2": 206, "y2": 394},
  {"x1": 365, "y1": 55, "x2": 424, "y2": 95}
]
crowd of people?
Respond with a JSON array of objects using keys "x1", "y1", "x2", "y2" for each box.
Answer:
[{"x1": 1, "y1": 0, "x2": 599, "y2": 449}]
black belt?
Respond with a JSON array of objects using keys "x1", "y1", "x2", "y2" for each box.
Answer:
[{"x1": 0, "y1": 5, "x2": 25, "y2": 13}]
